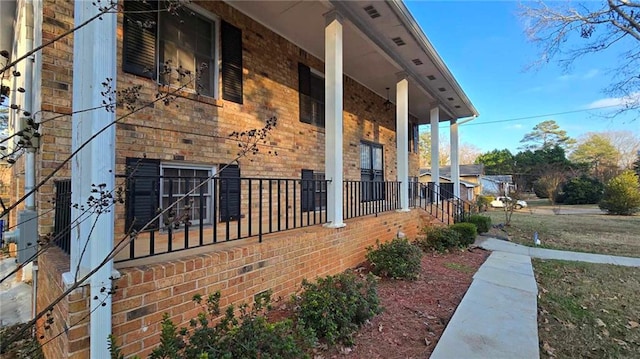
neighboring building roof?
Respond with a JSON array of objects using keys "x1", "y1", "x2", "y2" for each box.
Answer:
[
  {"x1": 419, "y1": 164, "x2": 484, "y2": 177},
  {"x1": 416, "y1": 173, "x2": 477, "y2": 188},
  {"x1": 482, "y1": 175, "x2": 513, "y2": 184}
]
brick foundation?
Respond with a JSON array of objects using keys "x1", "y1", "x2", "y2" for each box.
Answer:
[{"x1": 37, "y1": 210, "x2": 427, "y2": 358}]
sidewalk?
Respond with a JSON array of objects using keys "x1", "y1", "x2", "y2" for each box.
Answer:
[
  {"x1": 431, "y1": 237, "x2": 640, "y2": 359},
  {"x1": 0, "y1": 257, "x2": 32, "y2": 327},
  {"x1": 430, "y1": 250, "x2": 539, "y2": 359},
  {"x1": 477, "y1": 237, "x2": 640, "y2": 267}
]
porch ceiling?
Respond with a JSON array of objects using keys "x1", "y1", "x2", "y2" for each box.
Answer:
[{"x1": 226, "y1": 0, "x2": 478, "y2": 124}]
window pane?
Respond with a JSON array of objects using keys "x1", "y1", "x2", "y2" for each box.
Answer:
[
  {"x1": 373, "y1": 146, "x2": 383, "y2": 170},
  {"x1": 163, "y1": 168, "x2": 178, "y2": 177},
  {"x1": 310, "y1": 74, "x2": 324, "y2": 101},
  {"x1": 196, "y1": 56, "x2": 213, "y2": 96},
  {"x1": 360, "y1": 144, "x2": 371, "y2": 169}
]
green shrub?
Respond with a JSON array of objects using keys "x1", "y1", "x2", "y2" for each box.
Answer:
[
  {"x1": 599, "y1": 170, "x2": 640, "y2": 215},
  {"x1": 366, "y1": 238, "x2": 423, "y2": 280},
  {"x1": 476, "y1": 195, "x2": 494, "y2": 211},
  {"x1": 561, "y1": 175, "x2": 604, "y2": 205},
  {"x1": 295, "y1": 271, "x2": 381, "y2": 345},
  {"x1": 415, "y1": 226, "x2": 462, "y2": 252},
  {"x1": 466, "y1": 214, "x2": 491, "y2": 234},
  {"x1": 116, "y1": 291, "x2": 315, "y2": 359},
  {"x1": 449, "y1": 222, "x2": 477, "y2": 247}
]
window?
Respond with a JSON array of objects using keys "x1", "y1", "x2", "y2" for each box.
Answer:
[
  {"x1": 160, "y1": 164, "x2": 213, "y2": 226},
  {"x1": 126, "y1": 158, "x2": 224, "y2": 231},
  {"x1": 159, "y1": 7, "x2": 215, "y2": 95},
  {"x1": 360, "y1": 142, "x2": 384, "y2": 201},
  {"x1": 122, "y1": 1, "x2": 243, "y2": 103},
  {"x1": 298, "y1": 63, "x2": 325, "y2": 127},
  {"x1": 302, "y1": 170, "x2": 326, "y2": 212}
]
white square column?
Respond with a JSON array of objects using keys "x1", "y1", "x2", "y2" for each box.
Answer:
[
  {"x1": 450, "y1": 119, "x2": 460, "y2": 198},
  {"x1": 68, "y1": 2, "x2": 117, "y2": 357},
  {"x1": 396, "y1": 73, "x2": 410, "y2": 211},
  {"x1": 323, "y1": 10, "x2": 345, "y2": 228},
  {"x1": 430, "y1": 106, "x2": 440, "y2": 193}
]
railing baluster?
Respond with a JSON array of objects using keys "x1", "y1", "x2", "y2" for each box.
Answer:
[
  {"x1": 199, "y1": 178, "x2": 204, "y2": 247},
  {"x1": 259, "y1": 179, "x2": 263, "y2": 243},
  {"x1": 237, "y1": 178, "x2": 242, "y2": 240},
  {"x1": 285, "y1": 180, "x2": 289, "y2": 230},
  {"x1": 277, "y1": 179, "x2": 281, "y2": 231},
  {"x1": 269, "y1": 180, "x2": 273, "y2": 233},
  {"x1": 213, "y1": 178, "x2": 218, "y2": 244},
  {"x1": 248, "y1": 178, "x2": 252, "y2": 237},
  {"x1": 167, "y1": 179, "x2": 174, "y2": 253}
]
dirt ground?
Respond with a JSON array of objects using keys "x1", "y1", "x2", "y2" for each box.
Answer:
[{"x1": 316, "y1": 247, "x2": 489, "y2": 359}]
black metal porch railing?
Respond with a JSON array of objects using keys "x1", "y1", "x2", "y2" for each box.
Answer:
[
  {"x1": 410, "y1": 181, "x2": 472, "y2": 225},
  {"x1": 52, "y1": 175, "x2": 470, "y2": 262},
  {"x1": 53, "y1": 179, "x2": 72, "y2": 254},
  {"x1": 118, "y1": 176, "x2": 331, "y2": 261},
  {"x1": 343, "y1": 181, "x2": 401, "y2": 220}
]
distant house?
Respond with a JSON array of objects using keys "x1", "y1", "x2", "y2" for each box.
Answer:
[
  {"x1": 419, "y1": 164, "x2": 484, "y2": 201},
  {"x1": 481, "y1": 175, "x2": 515, "y2": 195}
]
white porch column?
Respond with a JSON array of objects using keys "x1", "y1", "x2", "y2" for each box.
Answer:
[
  {"x1": 323, "y1": 10, "x2": 345, "y2": 228},
  {"x1": 68, "y1": 2, "x2": 117, "y2": 357},
  {"x1": 450, "y1": 119, "x2": 460, "y2": 198},
  {"x1": 430, "y1": 106, "x2": 440, "y2": 192},
  {"x1": 396, "y1": 73, "x2": 410, "y2": 211}
]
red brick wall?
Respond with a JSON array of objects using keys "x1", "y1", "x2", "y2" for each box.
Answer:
[
  {"x1": 36, "y1": 210, "x2": 426, "y2": 358},
  {"x1": 110, "y1": 209, "x2": 425, "y2": 358},
  {"x1": 36, "y1": 248, "x2": 72, "y2": 359}
]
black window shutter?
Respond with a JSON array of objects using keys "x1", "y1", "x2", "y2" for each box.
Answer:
[
  {"x1": 298, "y1": 63, "x2": 312, "y2": 124},
  {"x1": 219, "y1": 164, "x2": 241, "y2": 221},
  {"x1": 126, "y1": 158, "x2": 160, "y2": 231},
  {"x1": 221, "y1": 21, "x2": 243, "y2": 104},
  {"x1": 122, "y1": 0, "x2": 158, "y2": 79},
  {"x1": 301, "y1": 169, "x2": 314, "y2": 212}
]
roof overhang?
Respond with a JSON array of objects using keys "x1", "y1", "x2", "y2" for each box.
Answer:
[{"x1": 225, "y1": 0, "x2": 478, "y2": 124}]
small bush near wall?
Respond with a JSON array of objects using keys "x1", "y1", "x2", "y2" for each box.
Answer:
[
  {"x1": 110, "y1": 291, "x2": 315, "y2": 359},
  {"x1": 294, "y1": 271, "x2": 381, "y2": 345},
  {"x1": 415, "y1": 227, "x2": 462, "y2": 252},
  {"x1": 366, "y1": 238, "x2": 423, "y2": 280},
  {"x1": 465, "y1": 214, "x2": 492, "y2": 234},
  {"x1": 449, "y1": 223, "x2": 478, "y2": 247}
]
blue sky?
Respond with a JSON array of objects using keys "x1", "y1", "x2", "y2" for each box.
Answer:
[{"x1": 406, "y1": 1, "x2": 639, "y2": 154}]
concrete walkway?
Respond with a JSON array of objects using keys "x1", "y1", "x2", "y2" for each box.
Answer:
[
  {"x1": 0, "y1": 257, "x2": 32, "y2": 327},
  {"x1": 477, "y1": 237, "x2": 640, "y2": 267},
  {"x1": 431, "y1": 237, "x2": 640, "y2": 359}
]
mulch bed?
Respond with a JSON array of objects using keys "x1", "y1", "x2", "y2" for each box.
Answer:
[{"x1": 270, "y1": 247, "x2": 489, "y2": 359}]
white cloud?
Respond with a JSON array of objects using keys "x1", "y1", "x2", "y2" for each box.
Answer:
[
  {"x1": 583, "y1": 69, "x2": 599, "y2": 79},
  {"x1": 586, "y1": 92, "x2": 640, "y2": 109},
  {"x1": 506, "y1": 124, "x2": 523, "y2": 130}
]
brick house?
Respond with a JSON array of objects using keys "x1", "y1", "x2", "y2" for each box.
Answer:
[{"x1": 3, "y1": 0, "x2": 477, "y2": 357}]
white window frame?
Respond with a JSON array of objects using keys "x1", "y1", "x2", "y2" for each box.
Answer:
[
  {"x1": 157, "y1": 3, "x2": 220, "y2": 99},
  {"x1": 159, "y1": 162, "x2": 216, "y2": 227}
]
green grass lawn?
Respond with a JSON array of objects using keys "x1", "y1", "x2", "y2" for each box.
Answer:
[
  {"x1": 534, "y1": 260, "x2": 640, "y2": 358},
  {"x1": 482, "y1": 209, "x2": 640, "y2": 258}
]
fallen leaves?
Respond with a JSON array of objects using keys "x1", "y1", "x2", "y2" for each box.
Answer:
[{"x1": 542, "y1": 341, "x2": 556, "y2": 357}]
